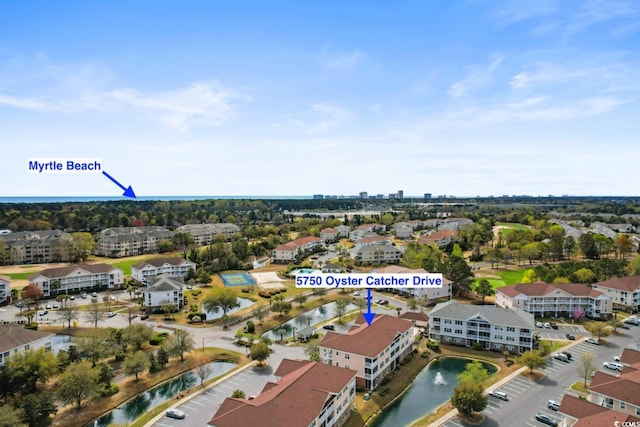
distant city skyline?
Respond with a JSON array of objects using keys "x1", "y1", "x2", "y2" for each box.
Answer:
[{"x1": 1, "y1": 1, "x2": 639, "y2": 197}]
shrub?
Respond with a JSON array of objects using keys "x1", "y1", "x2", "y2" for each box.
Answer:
[
  {"x1": 246, "y1": 321, "x2": 255, "y2": 334},
  {"x1": 472, "y1": 342, "x2": 483, "y2": 351},
  {"x1": 100, "y1": 384, "x2": 119, "y2": 397}
]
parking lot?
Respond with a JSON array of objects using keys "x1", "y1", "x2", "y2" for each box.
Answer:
[{"x1": 439, "y1": 333, "x2": 633, "y2": 427}]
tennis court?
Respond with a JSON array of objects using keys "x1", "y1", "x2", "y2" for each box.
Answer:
[{"x1": 220, "y1": 272, "x2": 256, "y2": 287}]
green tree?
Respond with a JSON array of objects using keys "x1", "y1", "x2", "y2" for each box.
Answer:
[
  {"x1": 250, "y1": 341, "x2": 272, "y2": 366},
  {"x1": 334, "y1": 299, "x2": 349, "y2": 323},
  {"x1": 515, "y1": 350, "x2": 547, "y2": 374},
  {"x1": 70, "y1": 232, "x2": 95, "y2": 262},
  {"x1": 20, "y1": 393, "x2": 57, "y2": 427},
  {"x1": 6, "y1": 348, "x2": 58, "y2": 393},
  {"x1": 442, "y1": 255, "x2": 474, "y2": 297},
  {"x1": 626, "y1": 255, "x2": 640, "y2": 276},
  {"x1": 123, "y1": 351, "x2": 149, "y2": 381},
  {"x1": 475, "y1": 279, "x2": 494, "y2": 305},
  {"x1": 450, "y1": 380, "x2": 488, "y2": 417},
  {"x1": 122, "y1": 324, "x2": 154, "y2": 351},
  {"x1": 293, "y1": 294, "x2": 308, "y2": 307},
  {"x1": 169, "y1": 329, "x2": 194, "y2": 362},
  {"x1": 407, "y1": 297, "x2": 418, "y2": 312},
  {"x1": 76, "y1": 328, "x2": 110, "y2": 367},
  {"x1": 271, "y1": 300, "x2": 292, "y2": 316},
  {"x1": 202, "y1": 289, "x2": 240, "y2": 318},
  {"x1": 577, "y1": 351, "x2": 596, "y2": 387},
  {"x1": 231, "y1": 389, "x2": 246, "y2": 398},
  {"x1": 56, "y1": 361, "x2": 100, "y2": 409},
  {"x1": 196, "y1": 269, "x2": 212, "y2": 285},
  {"x1": 304, "y1": 342, "x2": 320, "y2": 362},
  {"x1": 579, "y1": 233, "x2": 599, "y2": 259},
  {"x1": 585, "y1": 322, "x2": 610, "y2": 342},
  {"x1": 456, "y1": 360, "x2": 490, "y2": 384},
  {"x1": 0, "y1": 404, "x2": 25, "y2": 427},
  {"x1": 572, "y1": 268, "x2": 596, "y2": 284},
  {"x1": 252, "y1": 305, "x2": 269, "y2": 325}
]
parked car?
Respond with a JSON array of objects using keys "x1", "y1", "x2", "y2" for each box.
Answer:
[
  {"x1": 39, "y1": 310, "x2": 48, "y2": 317},
  {"x1": 107, "y1": 312, "x2": 117, "y2": 318},
  {"x1": 547, "y1": 400, "x2": 561, "y2": 411},
  {"x1": 535, "y1": 412, "x2": 558, "y2": 426},
  {"x1": 535, "y1": 321, "x2": 543, "y2": 328},
  {"x1": 488, "y1": 390, "x2": 509, "y2": 401},
  {"x1": 553, "y1": 353, "x2": 569, "y2": 362},
  {"x1": 603, "y1": 361, "x2": 623, "y2": 372},
  {"x1": 45, "y1": 304, "x2": 52, "y2": 309},
  {"x1": 550, "y1": 322, "x2": 558, "y2": 329},
  {"x1": 52, "y1": 303, "x2": 59, "y2": 309},
  {"x1": 322, "y1": 324, "x2": 335, "y2": 331},
  {"x1": 166, "y1": 408, "x2": 186, "y2": 420},
  {"x1": 140, "y1": 314, "x2": 149, "y2": 320},
  {"x1": 91, "y1": 292, "x2": 98, "y2": 297},
  {"x1": 543, "y1": 322, "x2": 551, "y2": 328},
  {"x1": 70, "y1": 295, "x2": 76, "y2": 300},
  {"x1": 586, "y1": 338, "x2": 600, "y2": 345},
  {"x1": 352, "y1": 291, "x2": 360, "y2": 296},
  {"x1": 614, "y1": 355, "x2": 621, "y2": 362},
  {"x1": 379, "y1": 300, "x2": 389, "y2": 305},
  {"x1": 15, "y1": 301, "x2": 23, "y2": 307},
  {"x1": 565, "y1": 334, "x2": 576, "y2": 340},
  {"x1": 560, "y1": 351, "x2": 573, "y2": 360},
  {"x1": 624, "y1": 317, "x2": 639, "y2": 326}
]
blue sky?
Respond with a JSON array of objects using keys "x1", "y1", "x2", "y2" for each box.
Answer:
[{"x1": 1, "y1": 0, "x2": 639, "y2": 197}]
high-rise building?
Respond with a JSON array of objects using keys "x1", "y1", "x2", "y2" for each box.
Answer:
[
  {"x1": 359, "y1": 191, "x2": 368, "y2": 199},
  {"x1": 424, "y1": 193, "x2": 432, "y2": 200},
  {"x1": 397, "y1": 190, "x2": 404, "y2": 199}
]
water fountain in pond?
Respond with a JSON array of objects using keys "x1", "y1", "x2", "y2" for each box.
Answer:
[{"x1": 434, "y1": 372, "x2": 446, "y2": 385}]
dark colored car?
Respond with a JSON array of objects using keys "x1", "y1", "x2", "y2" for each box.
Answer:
[
  {"x1": 323, "y1": 324, "x2": 335, "y2": 331},
  {"x1": 566, "y1": 334, "x2": 576, "y2": 340},
  {"x1": 550, "y1": 322, "x2": 558, "y2": 329},
  {"x1": 140, "y1": 314, "x2": 149, "y2": 320},
  {"x1": 535, "y1": 412, "x2": 558, "y2": 426}
]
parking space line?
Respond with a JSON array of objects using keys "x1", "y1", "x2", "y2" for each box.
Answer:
[{"x1": 180, "y1": 404, "x2": 197, "y2": 411}]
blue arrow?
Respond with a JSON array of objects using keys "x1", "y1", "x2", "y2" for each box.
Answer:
[
  {"x1": 102, "y1": 171, "x2": 136, "y2": 199},
  {"x1": 363, "y1": 288, "x2": 375, "y2": 326}
]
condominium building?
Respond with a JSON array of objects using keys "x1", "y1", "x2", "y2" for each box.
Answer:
[
  {"x1": 131, "y1": 257, "x2": 196, "y2": 286},
  {"x1": 318, "y1": 314, "x2": 415, "y2": 390},
  {"x1": 592, "y1": 275, "x2": 640, "y2": 312},
  {"x1": 28, "y1": 264, "x2": 124, "y2": 297},
  {"x1": 0, "y1": 275, "x2": 9, "y2": 305},
  {"x1": 208, "y1": 359, "x2": 357, "y2": 427},
  {"x1": 96, "y1": 226, "x2": 174, "y2": 257},
  {"x1": 272, "y1": 236, "x2": 323, "y2": 263},
  {"x1": 496, "y1": 282, "x2": 613, "y2": 320},
  {"x1": 0, "y1": 230, "x2": 73, "y2": 265},
  {"x1": 143, "y1": 275, "x2": 185, "y2": 312},
  {"x1": 354, "y1": 245, "x2": 402, "y2": 264},
  {"x1": 0, "y1": 325, "x2": 54, "y2": 366},
  {"x1": 429, "y1": 300, "x2": 535, "y2": 354},
  {"x1": 589, "y1": 350, "x2": 640, "y2": 418},
  {"x1": 176, "y1": 223, "x2": 240, "y2": 245}
]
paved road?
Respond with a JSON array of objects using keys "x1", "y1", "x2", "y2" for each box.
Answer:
[{"x1": 438, "y1": 326, "x2": 640, "y2": 427}]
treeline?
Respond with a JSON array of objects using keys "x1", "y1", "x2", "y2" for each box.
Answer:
[{"x1": 0, "y1": 199, "x2": 365, "y2": 232}]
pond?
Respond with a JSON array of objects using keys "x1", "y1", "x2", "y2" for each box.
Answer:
[
  {"x1": 88, "y1": 361, "x2": 236, "y2": 427},
  {"x1": 371, "y1": 357, "x2": 498, "y2": 427},
  {"x1": 202, "y1": 297, "x2": 254, "y2": 320},
  {"x1": 261, "y1": 300, "x2": 357, "y2": 341}
]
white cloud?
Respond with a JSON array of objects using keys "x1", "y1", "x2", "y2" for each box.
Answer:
[
  {"x1": 308, "y1": 103, "x2": 351, "y2": 134},
  {"x1": 491, "y1": 0, "x2": 559, "y2": 26},
  {"x1": 320, "y1": 47, "x2": 368, "y2": 70},
  {"x1": 566, "y1": 0, "x2": 639, "y2": 35},
  {"x1": 0, "y1": 56, "x2": 248, "y2": 130},
  {"x1": 448, "y1": 55, "x2": 503, "y2": 98}
]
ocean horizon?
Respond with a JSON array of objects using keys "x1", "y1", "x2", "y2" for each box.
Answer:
[{"x1": 0, "y1": 195, "x2": 315, "y2": 204}]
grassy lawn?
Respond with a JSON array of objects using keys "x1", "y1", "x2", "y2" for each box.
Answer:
[
  {"x1": 6, "y1": 271, "x2": 39, "y2": 280},
  {"x1": 474, "y1": 268, "x2": 528, "y2": 290},
  {"x1": 496, "y1": 222, "x2": 531, "y2": 231}
]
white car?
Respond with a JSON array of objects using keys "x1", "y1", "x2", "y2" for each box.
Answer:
[
  {"x1": 166, "y1": 408, "x2": 186, "y2": 419},
  {"x1": 535, "y1": 321, "x2": 543, "y2": 328},
  {"x1": 543, "y1": 322, "x2": 551, "y2": 328},
  {"x1": 488, "y1": 390, "x2": 508, "y2": 401},
  {"x1": 586, "y1": 338, "x2": 600, "y2": 345},
  {"x1": 352, "y1": 291, "x2": 361, "y2": 296},
  {"x1": 603, "y1": 362, "x2": 623, "y2": 372},
  {"x1": 107, "y1": 312, "x2": 117, "y2": 318}
]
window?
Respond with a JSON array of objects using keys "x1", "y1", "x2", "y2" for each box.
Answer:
[
  {"x1": 506, "y1": 326, "x2": 515, "y2": 332},
  {"x1": 621, "y1": 402, "x2": 626, "y2": 409},
  {"x1": 345, "y1": 353, "x2": 350, "y2": 359},
  {"x1": 455, "y1": 320, "x2": 463, "y2": 325},
  {"x1": 345, "y1": 364, "x2": 350, "y2": 369},
  {"x1": 335, "y1": 362, "x2": 339, "y2": 367}
]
